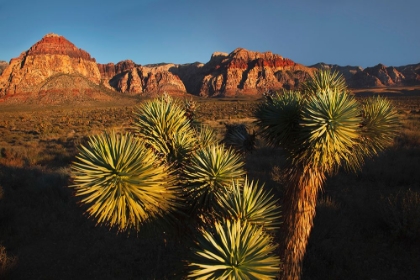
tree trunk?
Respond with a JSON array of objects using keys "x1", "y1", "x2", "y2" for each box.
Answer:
[{"x1": 280, "y1": 166, "x2": 325, "y2": 280}]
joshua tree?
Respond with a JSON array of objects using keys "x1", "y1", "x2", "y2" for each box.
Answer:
[
  {"x1": 70, "y1": 94, "x2": 283, "y2": 278},
  {"x1": 255, "y1": 69, "x2": 399, "y2": 279}
]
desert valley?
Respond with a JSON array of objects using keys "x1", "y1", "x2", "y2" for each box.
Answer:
[{"x1": 0, "y1": 34, "x2": 419, "y2": 279}]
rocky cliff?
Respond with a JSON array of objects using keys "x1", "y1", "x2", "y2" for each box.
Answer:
[
  {"x1": 0, "y1": 33, "x2": 103, "y2": 98},
  {"x1": 1, "y1": 34, "x2": 419, "y2": 104},
  {"x1": 0, "y1": 60, "x2": 7, "y2": 75},
  {"x1": 105, "y1": 63, "x2": 187, "y2": 95},
  {"x1": 312, "y1": 62, "x2": 420, "y2": 88},
  {"x1": 171, "y1": 48, "x2": 314, "y2": 97}
]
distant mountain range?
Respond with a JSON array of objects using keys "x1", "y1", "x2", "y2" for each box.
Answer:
[{"x1": 0, "y1": 33, "x2": 419, "y2": 104}]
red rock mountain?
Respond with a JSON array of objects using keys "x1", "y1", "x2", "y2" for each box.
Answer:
[
  {"x1": 0, "y1": 34, "x2": 419, "y2": 103},
  {"x1": 0, "y1": 33, "x2": 106, "y2": 102},
  {"x1": 171, "y1": 48, "x2": 313, "y2": 97}
]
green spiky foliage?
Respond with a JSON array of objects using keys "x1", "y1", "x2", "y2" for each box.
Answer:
[
  {"x1": 183, "y1": 144, "x2": 245, "y2": 212},
  {"x1": 360, "y1": 96, "x2": 400, "y2": 156},
  {"x1": 300, "y1": 69, "x2": 348, "y2": 95},
  {"x1": 218, "y1": 178, "x2": 281, "y2": 231},
  {"x1": 183, "y1": 97, "x2": 199, "y2": 122},
  {"x1": 133, "y1": 94, "x2": 197, "y2": 164},
  {"x1": 254, "y1": 90, "x2": 304, "y2": 148},
  {"x1": 70, "y1": 131, "x2": 180, "y2": 233},
  {"x1": 298, "y1": 89, "x2": 362, "y2": 174},
  {"x1": 255, "y1": 84, "x2": 399, "y2": 279},
  {"x1": 188, "y1": 219, "x2": 280, "y2": 279},
  {"x1": 224, "y1": 124, "x2": 256, "y2": 153},
  {"x1": 195, "y1": 125, "x2": 220, "y2": 149}
]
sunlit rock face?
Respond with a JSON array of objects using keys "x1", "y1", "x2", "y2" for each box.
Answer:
[
  {"x1": 172, "y1": 48, "x2": 314, "y2": 97},
  {"x1": 0, "y1": 33, "x2": 103, "y2": 97}
]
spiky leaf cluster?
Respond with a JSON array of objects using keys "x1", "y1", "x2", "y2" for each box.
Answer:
[
  {"x1": 255, "y1": 90, "x2": 304, "y2": 149},
  {"x1": 133, "y1": 95, "x2": 196, "y2": 164},
  {"x1": 361, "y1": 96, "x2": 400, "y2": 156},
  {"x1": 218, "y1": 178, "x2": 281, "y2": 231},
  {"x1": 188, "y1": 219, "x2": 280, "y2": 279},
  {"x1": 224, "y1": 124, "x2": 256, "y2": 153},
  {"x1": 301, "y1": 69, "x2": 347, "y2": 95},
  {"x1": 184, "y1": 144, "x2": 245, "y2": 211},
  {"x1": 298, "y1": 90, "x2": 362, "y2": 174},
  {"x1": 71, "y1": 131, "x2": 179, "y2": 233},
  {"x1": 196, "y1": 125, "x2": 220, "y2": 149}
]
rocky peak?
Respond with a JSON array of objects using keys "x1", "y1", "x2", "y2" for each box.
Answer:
[
  {"x1": 173, "y1": 47, "x2": 313, "y2": 97},
  {"x1": 24, "y1": 33, "x2": 95, "y2": 61},
  {"x1": 0, "y1": 33, "x2": 102, "y2": 98}
]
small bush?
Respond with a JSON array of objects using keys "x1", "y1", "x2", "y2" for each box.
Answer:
[
  {"x1": 377, "y1": 188, "x2": 420, "y2": 239},
  {"x1": 0, "y1": 245, "x2": 17, "y2": 277}
]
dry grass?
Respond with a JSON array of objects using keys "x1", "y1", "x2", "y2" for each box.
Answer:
[{"x1": 0, "y1": 94, "x2": 419, "y2": 279}]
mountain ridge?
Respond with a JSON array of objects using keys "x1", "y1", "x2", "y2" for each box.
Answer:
[{"x1": 1, "y1": 34, "x2": 419, "y2": 103}]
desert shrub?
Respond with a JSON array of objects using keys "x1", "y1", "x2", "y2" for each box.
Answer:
[
  {"x1": 224, "y1": 123, "x2": 256, "y2": 153},
  {"x1": 377, "y1": 188, "x2": 420, "y2": 239},
  {"x1": 188, "y1": 219, "x2": 280, "y2": 279},
  {"x1": 0, "y1": 245, "x2": 17, "y2": 277}
]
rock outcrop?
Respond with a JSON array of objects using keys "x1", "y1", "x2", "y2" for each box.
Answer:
[
  {"x1": 312, "y1": 62, "x2": 420, "y2": 88},
  {"x1": 0, "y1": 33, "x2": 419, "y2": 104},
  {"x1": 0, "y1": 33, "x2": 102, "y2": 97},
  {"x1": 171, "y1": 48, "x2": 314, "y2": 97},
  {"x1": 0, "y1": 60, "x2": 7, "y2": 75},
  {"x1": 107, "y1": 63, "x2": 187, "y2": 95},
  {"x1": 349, "y1": 64, "x2": 406, "y2": 87},
  {"x1": 396, "y1": 63, "x2": 420, "y2": 86}
]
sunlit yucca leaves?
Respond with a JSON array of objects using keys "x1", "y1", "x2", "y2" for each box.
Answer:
[
  {"x1": 360, "y1": 96, "x2": 400, "y2": 156},
  {"x1": 301, "y1": 69, "x2": 348, "y2": 95},
  {"x1": 254, "y1": 90, "x2": 304, "y2": 149},
  {"x1": 70, "y1": 131, "x2": 179, "y2": 233},
  {"x1": 133, "y1": 95, "x2": 196, "y2": 163},
  {"x1": 188, "y1": 219, "x2": 280, "y2": 279},
  {"x1": 218, "y1": 178, "x2": 281, "y2": 231},
  {"x1": 196, "y1": 125, "x2": 219, "y2": 149},
  {"x1": 184, "y1": 144, "x2": 245, "y2": 211},
  {"x1": 298, "y1": 90, "x2": 362, "y2": 174}
]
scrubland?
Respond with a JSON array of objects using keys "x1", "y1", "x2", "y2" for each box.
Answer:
[{"x1": 0, "y1": 95, "x2": 419, "y2": 279}]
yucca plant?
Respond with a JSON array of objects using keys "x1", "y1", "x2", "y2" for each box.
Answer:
[
  {"x1": 300, "y1": 69, "x2": 348, "y2": 95},
  {"x1": 224, "y1": 124, "x2": 256, "y2": 153},
  {"x1": 188, "y1": 219, "x2": 280, "y2": 279},
  {"x1": 254, "y1": 90, "x2": 304, "y2": 148},
  {"x1": 217, "y1": 178, "x2": 281, "y2": 231},
  {"x1": 183, "y1": 144, "x2": 245, "y2": 212},
  {"x1": 255, "y1": 69, "x2": 399, "y2": 280},
  {"x1": 70, "y1": 131, "x2": 180, "y2": 233},
  {"x1": 195, "y1": 125, "x2": 220, "y2": 149},
  {"x1": 133, "y1": 94, "x2": 197, "y2": 164}
]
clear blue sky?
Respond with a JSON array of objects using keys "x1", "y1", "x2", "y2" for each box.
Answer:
[{"x1": 1, "y1": 0, "x2": 419, "y2": 68}]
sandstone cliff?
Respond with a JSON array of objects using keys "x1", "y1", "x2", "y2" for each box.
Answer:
[
  {"x1": 0, "y1": 60, "x2": 7, "y2": 75},
  {"x1": 312, "y1": 62, "x2": 420, "y2": 88},
  {"x1": 0, "y1": 33, "x2": 102, "y2": 98},
  {"x1": 1, "y1": 33, "x2": 419, "y2": 104},
  {"x1": 349, "y1": 64, "x2": 406, "y2": 88},
  {"x1": 171, "y1": 48, "x2": 314, "y2": 97},
  {"x1": 106, "y1": 63, "x2": 187, "y2": 95}
]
